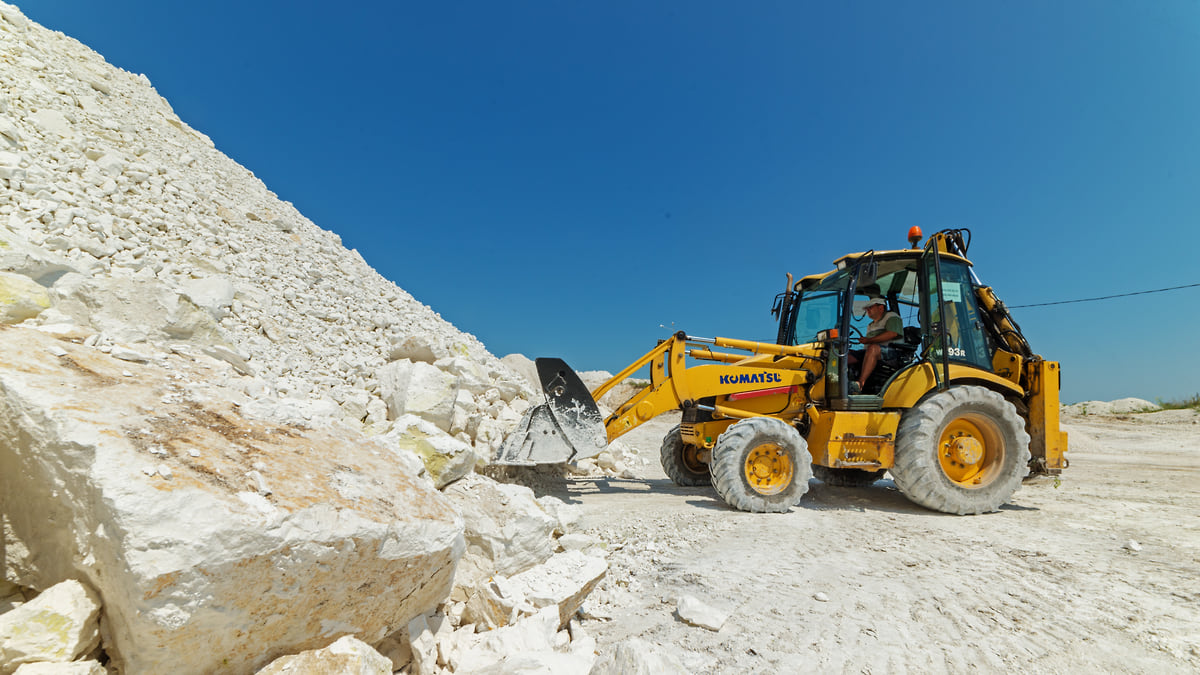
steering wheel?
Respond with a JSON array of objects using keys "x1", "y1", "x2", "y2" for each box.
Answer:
[{"x1": 847, "y1": 325, "x2": 864, "y2": 341}]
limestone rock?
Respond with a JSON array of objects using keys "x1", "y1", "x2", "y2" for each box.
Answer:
[
  {"x1": 462, "y1": 650, "x2": 593, "y2": 675},
  {"x1": 29, "y1": 110, "x2": 71, "y2": 138},
  {"x1": 0, "y1": 272, "x2": 49, "y2": 325},
  {"x1": 0, "y1": 2, "x2": 28, "y2": 30},
  {"x1": 674, "y1": 594, "x2": 728, "y2": 632},
  {"x1": 201, "y1": 344, "x2": 254, "y2": 376},
  {"x1": 371, "y1": 631, "x2": 413, "y2": 672},
  {"x1": 388, "y1": 333, "x2": 493, "y2": 367},
  {"x1": 447, "y1": 607, "x2": 592, "y2": 675},
  {"x1": 179, "y1": 275, "x2": 236, "y2": 319},
  {"x1": 254, "y1": 635, "x2": 391, "y2": 675},
  {"x1": 537, "y1": 495, "x2": 584, "y2": 536},
  {"x1": 473, "y1": 416, "x2": 511, "y2": 458},
  {"x1": 0, "y1": 328, "x2": 464, "y2": 675},
  {"x1": 0, "y1": 229, "x2": 78, "y2": 287},
  {"x1": 405, "y1": 615, "x2": 438, "y2": 675},
  {"x1": 446, "y1": 476, "x2": 568, "y2": 629},
  {"x1": 508, "y1": 551, "x2": 608, "y2": 629},
  {"x1": 460, "y1": 574, "x2": 535, "y2": 630},
  {"x1": 0, "y1": 580, "x2": 101, "y2": 675},
  {"x1": 577, "y1": 370, "x2": 649, "y2": 410},
  {"x1": 588, "y1": 638, "x2": 689, "y2": 675},
  {"x1": 386, "y1": 335, "x2": 438, "y2": 364},
  {"x1": 443, "y1": 475, "x2": 557, "y2": 578},
  {"x1": 0, "y1": 119, "x2": 19, "y2": 148},
  {"x1": 50, "y1": 273, "x2": 224, "y2": 346},
  {"x1": 435, "y1": 357, "x2": 494, "y2": 396},
  {"x1": 500, "y1": 353, "x2": 539, "y2": 392},
  {"x1": 557, "y1": 533, "x2": 605, "y2": 556},
  {"x1": 384, "y1": 415, "x2": 474, "y2": 489},
  {"x1": 378, "y1": 359, "x2": 459, "y2": 431}
]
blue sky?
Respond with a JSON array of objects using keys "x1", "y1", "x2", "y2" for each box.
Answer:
[{"x1": 20, "y1": 1, "x2": 1200, "y2": 403}]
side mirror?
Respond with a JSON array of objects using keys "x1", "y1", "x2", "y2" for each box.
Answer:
[{"x1": 857, "y1": 260, "x2": 877, "y2": 287}]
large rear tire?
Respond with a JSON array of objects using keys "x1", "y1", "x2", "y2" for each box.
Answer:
[
  {"x1": 891, "y1": 386, "x2": 1030, "y2": 515},
  {"x1": 660, "y1": 425, "x2": 710, "y2": 487},
  {"x1": 812, "y1": 465, "x2": 887, "y2": 487},
  {"x1": 710, "y1": 417, "x2": 812, "y2": 513}
]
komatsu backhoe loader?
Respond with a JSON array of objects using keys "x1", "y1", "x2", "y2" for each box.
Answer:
[{"x1": 497, "y1": 229, "x2": 1067, "y2": 515}]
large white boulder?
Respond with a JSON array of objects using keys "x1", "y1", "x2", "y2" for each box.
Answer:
[
  {"x1": 378, "y1": 359, "x2": 460, "y2": 431},
  {"x1": 0, "y1": 328, "x2": 464, "y2": 675},
  {"x1": 0, "y1": 580, "x2": 101, "y2": 675},
  {"x1": 254, "y1": 635, "x2": 391, "y2": 675}
]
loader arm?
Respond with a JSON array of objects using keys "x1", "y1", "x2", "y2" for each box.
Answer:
[
  {"x1": 495, "y1": 331, "x2": 821, "y2": 466},
  {"x1": 599, "y1": 332, "x2": 820, "y2": 442}
]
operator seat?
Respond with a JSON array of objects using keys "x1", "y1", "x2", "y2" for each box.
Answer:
[{"x1": 861, "y1": 326, "x2": 921, "y2": 394}]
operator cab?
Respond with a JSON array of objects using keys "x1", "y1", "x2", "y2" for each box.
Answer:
[{"x1": 777, "y1": 240, "x2": 998, "y2": 404}]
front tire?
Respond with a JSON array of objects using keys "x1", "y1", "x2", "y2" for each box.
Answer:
[
  {"x1": 891, "y1": 386, "x2": 1030, "y2": 515},
  {"x1": 660, "y1": 425, "x2": 710, "y2": 487},
  {"x1": 710, "y1": 417, "x2": 812, "y2": 513}
]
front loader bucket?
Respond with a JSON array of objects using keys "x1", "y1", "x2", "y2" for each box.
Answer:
[{"x1": 495, "y1": 358, "x2": 608, "y2": 465}]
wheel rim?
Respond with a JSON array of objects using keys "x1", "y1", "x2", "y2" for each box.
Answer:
[
  {"x1": 938, "y1": 413, "x2": 1005, "y2": 488},
  {"x1": 744, "y1": 442, "x2": 794, "y2": 495},
  {"x1": 681, "y1": 444, "x2": 707, "y2": 475}
]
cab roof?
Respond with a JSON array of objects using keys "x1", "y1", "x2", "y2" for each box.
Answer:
[{"x1": 796, "y1": 247, "x2": 971, "y2": 291}]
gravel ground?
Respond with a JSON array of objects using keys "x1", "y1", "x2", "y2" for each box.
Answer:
[{"x1": 530, "y1": 408, "x2": 1200, "y2": 673}]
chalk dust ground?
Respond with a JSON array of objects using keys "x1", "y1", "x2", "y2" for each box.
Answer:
[{"x1": 532, "y1": 409, "x2": 1200, "y2": 673}]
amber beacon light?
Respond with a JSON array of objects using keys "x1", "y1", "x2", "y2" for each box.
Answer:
[{"x1": 907, "y1": 226, "x2": 923, "y2": 248}]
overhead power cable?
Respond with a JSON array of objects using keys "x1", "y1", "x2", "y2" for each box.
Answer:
[{"x1": 1008, "y1": 282, "x2": 1200, "y2": 308}]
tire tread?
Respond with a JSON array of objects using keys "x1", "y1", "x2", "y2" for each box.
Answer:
[
  {"x1": 710, "y1": 417, "x2": 813, "y2": 513},
  {"x1": 891, "y1": 386, "x2": 1031, "y2": 515}
]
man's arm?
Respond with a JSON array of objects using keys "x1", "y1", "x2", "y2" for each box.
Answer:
[{"x1": 860, "y1": 330, "x2": 899, "y2": 345}]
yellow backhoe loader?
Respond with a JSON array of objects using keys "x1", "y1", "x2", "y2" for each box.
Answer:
[{"x1": 497, "y1": 229, "x2": 1067, "y2": 515}]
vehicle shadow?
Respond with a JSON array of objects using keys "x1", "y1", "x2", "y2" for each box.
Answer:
[
  {"x1": 501, "y1": 469, "x2": 1039, "y2": 516},
  {"x1": 522, "y1": 473, "x2": 1036, "y2": 516},
  {"x1": 675, "y1": 479, "x2": 936, "y2": 516},
  {"x1": 800, "y1": 479, "x2": 936, "y2": 515},
  {"x1": 537, "y1": 476, "x2": 708, "y2": 504}
]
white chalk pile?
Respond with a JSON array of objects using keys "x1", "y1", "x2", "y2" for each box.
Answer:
[{"x1": 0, "y1": 3, "x2": 645, "y2": 673}]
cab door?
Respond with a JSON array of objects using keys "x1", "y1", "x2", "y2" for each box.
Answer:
[
  {"x1": 919, "y1": 241, "x2": 950, "y2": 389},
  {"x1": 919, "y1": 242, "x2": 995, "y2": 389}
]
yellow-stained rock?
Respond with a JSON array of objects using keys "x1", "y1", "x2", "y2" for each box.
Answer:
[{"x1": 0, "y1": 272, "x2": 49, "y2": 325}]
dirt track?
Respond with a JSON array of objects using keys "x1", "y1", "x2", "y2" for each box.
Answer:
[{"x1": 537, "y1": 410, "x2": 1200, "y2": 673}]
